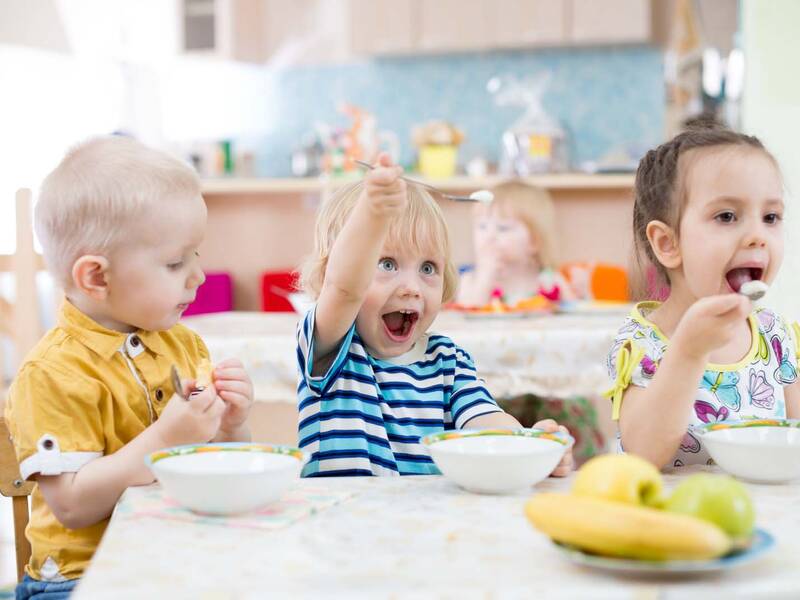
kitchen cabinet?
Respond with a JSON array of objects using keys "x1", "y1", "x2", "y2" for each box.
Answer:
[
  {"x1": 349, "y1": 0, "x2": 417, "y2": 55},
  {"x1": 415, "y1": 0, "x2": 492, "y2": 52},
  {"x1": 181, "y1": 0, "x2": 268, "y2": 62},
  {"x1": 491, "y1": 0, "x2": 567, "y2": 48},
  {"x1": 567, "y1": 0, "x2": 652, "y2": 45},
  {"x1": 349, "y1": 0, "x2": 653, "y2": 57},
  {"x1": 183, "y1": 0, "x2": 656, "y2": 64}
]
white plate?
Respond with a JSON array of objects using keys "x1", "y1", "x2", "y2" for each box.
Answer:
[
  {"x1": 553, "y1": 528, "x2": 775, "y2": 575},
  {"x1": 557, "y1": 301, "x2": 633, "y2": 315},
  {"x1": 462, "y1": 310, "x2": 551, "y2": 320}
]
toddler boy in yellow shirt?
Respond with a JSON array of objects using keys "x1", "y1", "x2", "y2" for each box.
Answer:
[{"x1": 4, "y1": 136, "x2": 254, "y2": 598}]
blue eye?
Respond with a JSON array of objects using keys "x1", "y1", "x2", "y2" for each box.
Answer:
[
  {"x1": 420, "y1": 262, "x2": 437, "y2": 275},
  {"x1": 378, "y1": 258, "x2": 396, "y2": 272}
]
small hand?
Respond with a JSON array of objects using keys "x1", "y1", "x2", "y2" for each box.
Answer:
[
  {"x1": 362, "y1": 152, "x2": 407, "y2": 218},
  {"x1": 155, "y1": 383, "x2": 225, "y2": 447},
  {"x1": 673, "y1": 294, "x2": 752, "y2": 362},
  {"x1": 533, "y1": 419, "x2": 574, "y2": 477},
  {"x1": 211, "y1": 358, "x2": 254, "y2": 436}
]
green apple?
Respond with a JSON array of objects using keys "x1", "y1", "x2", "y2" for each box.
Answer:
[
  {"x1": 665, "y1": 474, "x2": 755, "y2": 542},
  {"x1": 572, "y1": 454, "x2": 664, "y2": 507}
]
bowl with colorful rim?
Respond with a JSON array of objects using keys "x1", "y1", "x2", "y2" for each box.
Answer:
[
  {"x1": 420, "y1": 428, "x2": 573, "y2": 494},
  {"x1": 146, "y1": 442, "x2": 308, "y2": 515},
  {"x1": 693, "y1": 419, "x2": 800, "y2": 483}
]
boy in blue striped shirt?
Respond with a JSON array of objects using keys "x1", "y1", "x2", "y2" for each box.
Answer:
[{"x1": 296, "y1": 154, "x2": 573, "y2": 477}]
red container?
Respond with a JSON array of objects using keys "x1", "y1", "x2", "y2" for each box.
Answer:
[{"x1": 261, "y1": 271, "x2": 299, "y2": 312}]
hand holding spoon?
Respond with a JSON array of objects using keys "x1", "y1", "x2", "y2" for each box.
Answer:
[{"x1": 354, "y1": 159, "x2": 493, "y2": 204}]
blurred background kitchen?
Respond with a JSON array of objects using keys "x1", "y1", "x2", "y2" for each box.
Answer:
[
  {"x1": 0, "y1": 0, "x2": 799, "y2": 586},
  {"x1": 2, "y1": 0, "x2": 797, "y2": 311}
]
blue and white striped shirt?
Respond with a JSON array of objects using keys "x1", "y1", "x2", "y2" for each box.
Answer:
[{"x1": 296, "y1": 308, "x2": 502, "y2": 477}]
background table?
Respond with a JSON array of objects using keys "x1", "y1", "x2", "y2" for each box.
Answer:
[
  {"x1": 74, "y1": 465, "x2": 800, "y2": 599},
  {"x1": 183, "y1": 310, "x2": 623, "y2": 403}
]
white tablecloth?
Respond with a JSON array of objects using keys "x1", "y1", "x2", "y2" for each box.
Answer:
[
  {"x1": 75, "y1": 466, "x2": 799, "y2": 599},
  {"x1": 182, "y1": 310, "x2": 623, "y2": 403}
]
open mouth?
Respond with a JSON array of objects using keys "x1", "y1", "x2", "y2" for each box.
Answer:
[
  {"x1": 382, "y1": 310, "x2": 419, "y2": 342},
  {"x1": 725, "y1": 267, "x2": 764, "y2": 293}
]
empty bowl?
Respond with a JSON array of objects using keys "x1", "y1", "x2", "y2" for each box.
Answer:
[
  {"x1": 146, "y1": 442, "x2": 307, "y2": 514},
  {"x1": 421, "y1": 429, "x2": 573, "y2": 494},
  {"x1": 695, "y1": 419, "x2": 800, "y2": 483}
]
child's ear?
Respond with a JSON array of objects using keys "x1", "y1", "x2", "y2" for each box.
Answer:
[
  {"x1": 72, "y1": 255, "x2": 110, "y2": 300},
  {"x1": 646, "y1": 220, "x2": 681, "y2": 270}
]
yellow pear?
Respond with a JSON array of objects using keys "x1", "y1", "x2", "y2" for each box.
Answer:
[{"x1": 572, "y1": 454, "x2": 663, "y2": 507}]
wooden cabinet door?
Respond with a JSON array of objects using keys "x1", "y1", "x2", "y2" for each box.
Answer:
[
  {"x1": 349, "y1": 0, "x2": 417, "y2": 55},
  {"x1": 491, "y1": 0, "x2": 567, "y2": 48},
  {"x1": 416, "y1": 0, "x2": 492, "y2": 52},
  {"x1": 568, "y1": 0, "x2": 651, "y2": 44}
]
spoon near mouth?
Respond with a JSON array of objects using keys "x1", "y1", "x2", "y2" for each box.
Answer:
[{"x1": 738, "y1": 280, "x2": 768, "y2": 301}]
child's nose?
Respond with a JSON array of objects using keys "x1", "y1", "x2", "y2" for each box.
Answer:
[
  {"x1": 397, "y1": 276, "x2": 422, "y2": 298},
  {"x1": 188, "y1": 264, "x2": 206, "y2": 288},
  {"x1": 743, "y1": 224, "x2": 769, "y2": 248}
]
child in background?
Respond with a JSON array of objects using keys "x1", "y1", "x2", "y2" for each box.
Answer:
[
  {"x1": 457, "y1": 180, "x2": 572, "y2": 306},
  {"x1": 457, "y1": 180, "x2": 601, "y2": 463},
  {"x1": 5, "y1": 136, "x2": 254, "y2": 598},
  {"x1": 297, "y1": 154, "x2": 573, "y2": 477},
  {"x1": 605, "y1": 125, "x2": 799, "y2": 469}
]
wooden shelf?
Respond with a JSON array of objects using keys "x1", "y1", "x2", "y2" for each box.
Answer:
[{"x1": 201, "y1": 173, "x2": 635, "y2": 196}]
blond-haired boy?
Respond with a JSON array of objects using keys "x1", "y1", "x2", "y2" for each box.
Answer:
[
  {"x1": 5, "y1": 136, "x2": 253, "y2": 597},
  {"x1": 297, "y1": 154, "x2": 573, "y2": 477}
]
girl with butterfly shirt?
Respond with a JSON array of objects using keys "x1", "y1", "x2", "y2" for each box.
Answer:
[{"x1": 604, "y1": 124, "x2": 800, "y2": 469}]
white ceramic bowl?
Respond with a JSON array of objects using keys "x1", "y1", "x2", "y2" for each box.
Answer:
[
  {"x1": 421, "y1": 429, "x2": 573, "y2": 494},
  {"x1": 695, "y1": 419, "x2": 800, "y2": 483},
  {"x1": 146, "y1": 443, "x2": 307, "y2": 514}
]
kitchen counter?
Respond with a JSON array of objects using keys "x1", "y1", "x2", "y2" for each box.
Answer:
[{"x1": 201, "y1": 173, "x2": 635, "y2": 195}]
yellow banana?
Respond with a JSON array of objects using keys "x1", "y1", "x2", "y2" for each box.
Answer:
[{"x1": 525, "y1": 493, "x2": 732, "y2": 561}]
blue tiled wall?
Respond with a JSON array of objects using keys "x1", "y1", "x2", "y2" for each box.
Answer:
[{"x1": 257, "y1": 46, "x2": 664, "y2": 176}]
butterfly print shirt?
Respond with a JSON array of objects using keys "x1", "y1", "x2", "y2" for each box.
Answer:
[{"x1": 605, "y1": 302, "x2": 799, "y2": 467}]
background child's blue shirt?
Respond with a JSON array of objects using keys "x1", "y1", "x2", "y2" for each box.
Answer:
[
  {"x1": 606, "y1": 302, "x2": 800, "y2": 468},
  {"x1": 296, "y1": 307, "x2": 502, "y2": 477}
]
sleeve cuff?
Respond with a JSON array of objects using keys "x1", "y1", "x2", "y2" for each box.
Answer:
[{"x1": 18, "y1": 434, "x2": 102, "y2": 480}]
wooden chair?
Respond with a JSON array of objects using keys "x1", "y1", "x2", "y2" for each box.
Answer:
[
  {"x1": 0, "y1": 417, "x2": 33, "y2": 582},
  {"x1": 0, "y1": 189, "x2": 40, "y2": 583},
  {"x1": 0, "y1": 188, "x2": 42, "y2": 392}
]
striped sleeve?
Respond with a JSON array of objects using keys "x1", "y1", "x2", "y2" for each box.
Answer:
[
  {"x1": 296, "y1": 306, "x2": 356, "y2": 397},
  {"x1": 448, "y1": 346, "x2": 501, "y2": 428}
]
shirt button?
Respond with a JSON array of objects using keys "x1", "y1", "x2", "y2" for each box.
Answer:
[
  {"x1": 130, "y1": 335, "x2": 140, "y2": 347},
  {"x1": 155, "y1": 388, "x2": 164, "y2": 401}
]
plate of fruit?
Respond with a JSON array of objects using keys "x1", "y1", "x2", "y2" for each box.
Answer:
[
  {"x1": 525, "y1": 455, "x2": 775, "y2": 575},
  {"x1": 449, "y1": 293, "x2": 554, "y2": 319}
]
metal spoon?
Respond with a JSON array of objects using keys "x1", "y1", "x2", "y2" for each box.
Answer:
[
  {"x1": 353, "y1": 159, "x2": 488, "y2": 203},
  {"x1": 170, "y1": 365, "x2": 205, "y2": 401}
]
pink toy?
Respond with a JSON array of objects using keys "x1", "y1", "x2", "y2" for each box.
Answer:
[{"x1": 182, "y1": 272, "x2": 233, "y2": 316}]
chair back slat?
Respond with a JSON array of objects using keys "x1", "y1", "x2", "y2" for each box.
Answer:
[{"x1": 0, "y1": 417, "x2": 33, "y2": 582}]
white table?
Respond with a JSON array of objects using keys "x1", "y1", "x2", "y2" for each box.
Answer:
[
  {"x1": 75, "y1": 466, "x2": 800, "y2": 599},
  {"x1": 183, "y1": 310, "x2": 623, "y2": 403}
]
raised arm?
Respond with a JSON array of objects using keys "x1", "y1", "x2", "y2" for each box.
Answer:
[
  {"x1": 618, "y1": 294, "x2": 750, "y2": 468},
  {"x1": 313, "y1": 154, "x2": 407, "y2": 362}
]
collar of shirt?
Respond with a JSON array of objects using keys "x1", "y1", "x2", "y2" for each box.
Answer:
[{"x1": 57, "y1": 300, "x2": 168, "y2": 360}]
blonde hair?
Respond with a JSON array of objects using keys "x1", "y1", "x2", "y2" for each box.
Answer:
[
  {"x1": 301, "y1": 181, "x2": 459, "y2": 303},
  {"x1": 481, "y1": 180, "x2": 558, "y2": 269},
  {"x1": 36, "y1": 136, "x2": 201, "y2": 288}
]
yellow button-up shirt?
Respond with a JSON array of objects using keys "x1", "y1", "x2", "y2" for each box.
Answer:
[{"x1": 4, "y1": 301, "x2": 209, "y2": 581}]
